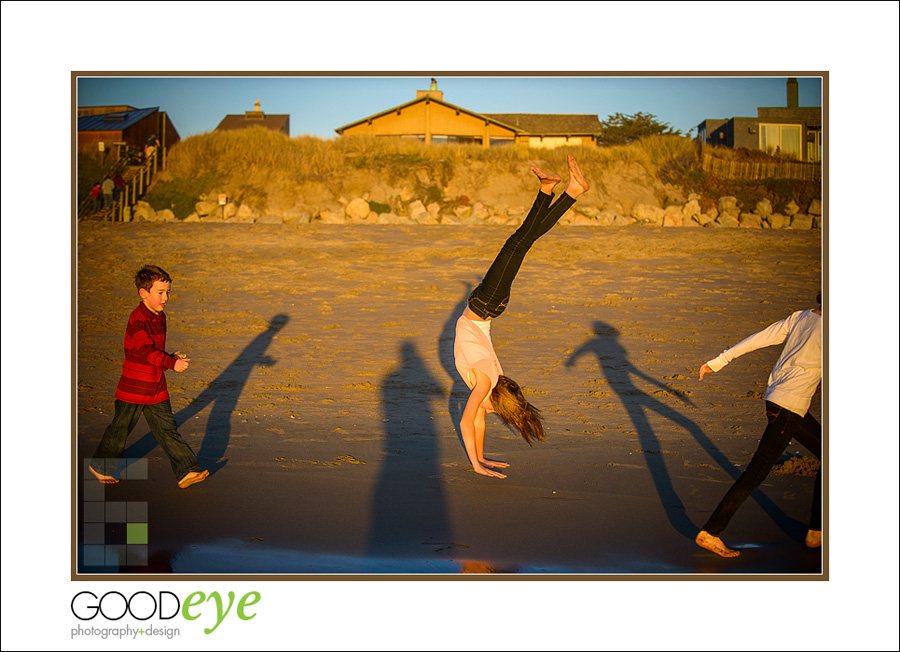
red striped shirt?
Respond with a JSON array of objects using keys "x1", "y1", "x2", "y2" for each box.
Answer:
[{"x1": 114, "y1": 302, "x2": 176, "y2": 404}]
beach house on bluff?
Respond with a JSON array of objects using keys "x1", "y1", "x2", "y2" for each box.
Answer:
[
  {"x1": 335, "y1": 84, "x2": 602, "y2": 148},
  {"x1": 696, "y1": 78, "x2": 822, "y2": 162},
  {"x1": 216, "y1": 100, "x2": 290, "y2": 136},
  {"x1": 77, "y1": 105, "x2": 180, "y2": 155}
]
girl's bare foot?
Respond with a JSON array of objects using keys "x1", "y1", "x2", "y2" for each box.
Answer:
[
  {"x1": 531, "y1": 166, "x2": 561, "y2": 194},
  {"x1": 89, "y1": 465, "x2": 119, "y2": 484},
  {"x1": 178, "y1": 469, "x2": 209, "y2": 489},
  {"x1": 805, "y1": 529, "x2": 822, "y2": 548},
  {"x1": 695, "y1": 530, "x2": 740, "y2": 558},
  {"x1": 480, "y1": 458, "x2": 509, "y2": 469},
  {"x1": 472, "y1": 463, "x2": 507, "y2": 479},
  {"x1": 565, "y1": 155, "x2": 590, "y2": 198}
]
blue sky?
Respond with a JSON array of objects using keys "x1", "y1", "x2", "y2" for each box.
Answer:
[{"x1": 76, "y1": 74, "x2": 822, "y2": 141}]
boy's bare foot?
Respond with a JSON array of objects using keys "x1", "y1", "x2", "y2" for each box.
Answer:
[
  {"x1": 178, "y1": 469, "x2": 209, "y2": 489},
  {"x1": 695, "y1": 530, "x2": 740, "y2": 558},
  {"x1": 531, "y1": 166, "x2": 561, "y2": 194},
  {"x1": 480, "y1": 458, "x2": 509, "y2": 469},
  {"x1": 472, "y1": 463, "x2": 507, "y2": 479},
  {"x1": 565, "y1": 155, "x2": 590, "y2": 198},
  {"x1": 805, "y1": 529, "x2": 822, "y2": 548},
  {"x1": 89, "y1": 465, "x2": 119, "y2": 484}
]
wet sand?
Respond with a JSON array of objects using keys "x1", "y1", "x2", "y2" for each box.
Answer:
[{"x1": 76, "y1": 222, "x2": 823, "y2": 575}]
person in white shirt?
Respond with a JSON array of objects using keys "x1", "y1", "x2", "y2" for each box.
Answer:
[{"x1": 695, "y1": 293, "x2": 822, "y2": 558}]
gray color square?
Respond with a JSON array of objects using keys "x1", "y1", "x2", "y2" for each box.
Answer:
[
  {"x1": 105, "y1": 545, "x2": 125, "y2": 566},
  {"x1": 83, "y1": 502, "x2": 105, "y2": 523},
  {"x1": 127, "y1": 501, "x2": 148, "y2": 522},
  {"x1": 126, "y1": 545, "x2": 148, "y2": 566},
  {"x1": 124, "y1": 458, "x2": 148, "y2": 479},
  {"x1": 83, "y1": 545, "x2": 105, "y2": 566},
  {"x1": 105, "y1": 502, "x2": 127, "y2": 523},
  {"x1": 83, "y1": 523, "x2": 105, "y2": 544},
  {"x1": 83, "y1": 481, "x2": 105, "y2": 502}
]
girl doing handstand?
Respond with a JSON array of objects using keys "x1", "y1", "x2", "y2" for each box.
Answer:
[{"x1": 454, "y1": 155, "x2": 589, "y2": 478}]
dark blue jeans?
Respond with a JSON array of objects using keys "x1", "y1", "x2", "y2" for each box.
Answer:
[
  {"x1": 468, "y1": 190, "x2": 576, "y2": 319},
  {"x1": 703, "y1": 400, "x2": 822, "y2": 535},
  {"x1": 91, "y1": 399, "x2": 201, "y2": 482}
]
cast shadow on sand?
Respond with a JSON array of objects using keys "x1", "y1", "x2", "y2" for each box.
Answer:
[
  {"x1": 368, "y1": 340, "x2": 453, "y2": 558},
  {"x1": 437, "y1": 282, "x2": 474, "y2": 448},
  {"x1": 566, "y1": 320, "x2": 802, "y2": 540},
  {"x1": 121, "y1": 314, "x2": 290, "y2": 476}
]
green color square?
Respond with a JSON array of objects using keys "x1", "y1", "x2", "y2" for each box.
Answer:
[{"x1": 127, "y1": 522, "x2": 148, "y2": 545}]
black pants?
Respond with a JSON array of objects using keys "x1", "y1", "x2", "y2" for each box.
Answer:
[
  {"x1": 703, "y1": 401, "x2": 822, "y2": 535},
  {"x1": 467, "y1": 190, "x2": 576, "y2": 319},
  {"x1": 91, "y1": 399, "x2": 201, "y2": 482}
]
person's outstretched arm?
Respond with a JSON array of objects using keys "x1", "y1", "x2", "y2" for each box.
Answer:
[
  {"x1": 460, "y1": 369, "x2": 506, "y2": 479},
  {"x1": 700, "y1": 314, "x2": 793, "y2": 380}
]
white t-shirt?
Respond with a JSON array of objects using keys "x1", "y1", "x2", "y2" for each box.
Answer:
[
  {"x1": 707, "y1": 309, "x2": 822, "y2": 416},
  {"x1": 454, "y1": 313, "x2": 503, "y2": 412}
]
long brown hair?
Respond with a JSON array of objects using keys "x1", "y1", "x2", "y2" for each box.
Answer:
[{"x1": 491, "y1": 375, "x2": 545, "y2": 445}]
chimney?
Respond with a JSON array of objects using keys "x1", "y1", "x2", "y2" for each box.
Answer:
[{"x1": 787, "y1": 78, "x2": 798, "y2": 108}]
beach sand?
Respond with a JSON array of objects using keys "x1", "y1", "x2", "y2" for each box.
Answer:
[{"x1": 76, "y1": 222, "x2": 823, "y2": 575}]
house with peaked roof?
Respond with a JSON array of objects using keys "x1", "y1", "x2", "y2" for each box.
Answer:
[
  {"x1": 335, "y1": 87, "x2": 602, "y2": 148},
  {"x1": 216, "y1": 100, "x2": 290, "y2": 136},
  {"x1": 696, "y1": 78, "x2": 822, "y2": 162},
  {"x1": 77, "y1": 106, "x2": 180, "y2": 154}
]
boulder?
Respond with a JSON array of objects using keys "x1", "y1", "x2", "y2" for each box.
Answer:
[
  {"x1": 486, "y1": 215, "x2": 509, "y2": 226},
  {"x1": 426, "y1": 202, "x2": 442, "y2": 220},
  {"x1": 237, "y1": 204, "x2": 254, "y2": 221},
  {"x1": 157, "y1": 208, "x2": 176, "y2": 222},
  {"x1": 345, "y1": 197, "x2": 371, "y2": 220},
  {"x1": 257, "y1": 214, "x2": 284, "y2": 224},
  {"x1": 612, "y1": 215, "x2": 636, "y2": 226},
  {"x1": 716, "y1": 214, "x2": 740, "y2": 228},
  {"x1": 470, "y1": 202, "x2": 490, "y2": 220},
  {"x1": 133, "y1": 204, "x2": 156, "y2": 222},
  {"x1": 567, "y1": 215, "x2": 597, "y2": 226},
  {"x1": 376, "y1": 212, "x2": 407, "y2": 225},
  {"x1": 439, "y1": 214, "x2": 461, "y2": 225},
  {"x1": 683, "y1": 216, "x2": 701, "y2": 227},
  {"x1": 766, "y1": 213, "x2": 787, "y2": 229},
  {"x1": 453, "y1": 205, "x2": 472, "y2": 218},
  {"x1": 682, "y1": 199, "x2": 701, "y2": 220},
  {"x1": 696, "y1": 212, "x2": 716, "y2": 226},
  {"x1": 789, "y1": 214, "x2": 813, "y2": 230},
  {"x1": 316, "y1": 210, "x2": 345, "y2": 224},
  {"x1": 223, "y1": 202, "x2": 238, "y2": 219},
  {"x1": 740, "y1": 212, "x2": 763, "y2": 228},
  {"x1": 754, "y1": 199, "x2": 773, "y2": 219},
  {"x1": 632, "y1": 203, "x2": 665, "y2": 224},
  {"x1": 807, "y1": 199, "x2": 822, "y2": 216},
  {"x1": 718, "y1": 196, "x2": 740, "y2": 216},
  {"x1": 594, "y1": 210, "x2": 616, "y2": 226},
  {"x1": 183, "y1": 213, "x2": 201, "y2": 222},
  {"x1": 284, "y1": 211, "x2": 311, "y2": 224},
  {"x1": 812, "y1": 214, "x2": 822, "y2": 229},
  {"x1": 662, "y1": 207, "x2": 683, "y2": 227},
  {"x1": 784, "y1": 200, "x2": 800, "y2": 216},
  {"x1": 195, "y1": 200, "x2": 217, "y2": 217}
]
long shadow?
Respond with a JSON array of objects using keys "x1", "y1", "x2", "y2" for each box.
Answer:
[
  {"x1": 122, "y1": 314, "x2": 289, "y2": 476},
  {"x1": 368, "y1": 340, "x2": 452, "y2": 560},
  {"x1": 566, "y1": 320, "x2": 801, "y2": 539},
  {"x1": 437, "y1": 282, "x2": 474, "y2": 448}
]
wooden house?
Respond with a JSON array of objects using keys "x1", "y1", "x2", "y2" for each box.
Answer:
[
  {"x1": 215, "y1": 100, "x2": 290, "y2": 136},
  {"x1": 77, "y1": 106, "x2": 180, "y2": 155},
  {"x1": 335, "y1": 88, "x2": 602, "y2": 148}
]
